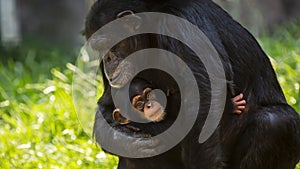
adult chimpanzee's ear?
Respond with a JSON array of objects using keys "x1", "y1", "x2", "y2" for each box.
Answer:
[
  {"x1": 117, "y1": 10, "x2": 142, "y2": 31},
  {"x1": 117, "y1": 10, "x2": 135, "y2": 18}
]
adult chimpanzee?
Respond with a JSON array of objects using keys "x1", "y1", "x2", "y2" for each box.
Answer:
[{"x1": 84, "y1": 0, "x2": 300, "y2": 169}]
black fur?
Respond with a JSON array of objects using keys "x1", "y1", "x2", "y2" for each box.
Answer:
[{"x1": 85, "y1": 0, "x2": 300, "y2": 169}]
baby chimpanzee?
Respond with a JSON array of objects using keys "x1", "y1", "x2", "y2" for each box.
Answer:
[{"x1": 112, "y1": 78, "x2": 246, "y2": 125}]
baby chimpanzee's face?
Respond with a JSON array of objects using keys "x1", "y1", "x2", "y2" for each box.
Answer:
[{"x1": 112, "y1": 78, "x2": 166, "y2": 125}]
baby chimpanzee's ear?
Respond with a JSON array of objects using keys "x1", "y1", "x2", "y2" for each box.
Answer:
[{"x1": 112, "y1": 109, "x2": 130, "y2": 125}]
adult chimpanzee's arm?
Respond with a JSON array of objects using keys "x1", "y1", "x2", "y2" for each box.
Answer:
[{"x1": 201, "y1": 1, "x2": 300, "y2": 169}]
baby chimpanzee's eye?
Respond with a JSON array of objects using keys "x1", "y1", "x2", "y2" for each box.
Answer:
[{"x1": 135, "y1": 101, "x2": 144, "y2": 111}]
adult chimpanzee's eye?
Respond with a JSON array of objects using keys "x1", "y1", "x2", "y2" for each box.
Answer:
[
  {"x1": 104, "y1": 52, "x2": 115, "y2": 63},
  {"x1": 105, "y1": 55, "x2": 112, "y2": 62}
]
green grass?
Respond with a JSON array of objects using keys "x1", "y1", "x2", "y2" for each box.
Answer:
[
  {"x1": 0, "y1": 44, "x2": 117, "y2": 168},
  {"x1": 0, "y1": 24, "x2": 300, "y2": 168},
  {"x1": 260, "y1": 23, "x2": 300, "y2": 112}
]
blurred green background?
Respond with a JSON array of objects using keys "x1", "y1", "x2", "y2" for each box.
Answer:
[{"x1": 0, "y1": 0, "x2": 299, "y2": 168}]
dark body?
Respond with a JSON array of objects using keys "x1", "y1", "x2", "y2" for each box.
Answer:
[{"x1": 84, "y1": 0, "x2": 300, "y2": 169}]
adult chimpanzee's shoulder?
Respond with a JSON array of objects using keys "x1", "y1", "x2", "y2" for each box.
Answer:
[{"x1": 189, "y1": 0, "x2": 288, "y2": 104}]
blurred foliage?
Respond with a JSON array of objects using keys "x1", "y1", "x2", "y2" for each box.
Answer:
[
  {"x1": 260, "y1": 22, "x2": 300, "y2": 112},
  {"x1": 0, "y1": 36, "x2": 78, "y2": 70},
  {"x1": 0, "y1": 39, "x2": 117, "y2": 168},
  {"x1": 0, "y1": 23, "x2": 299, "y2": 168}
]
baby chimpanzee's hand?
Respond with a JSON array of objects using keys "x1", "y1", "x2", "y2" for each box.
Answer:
[{"x1": 231, "y1": 93, "x2": 246, "y2": 115}]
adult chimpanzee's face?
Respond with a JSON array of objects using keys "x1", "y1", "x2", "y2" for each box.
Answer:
[{"x1": 102, "y1": 37, "x2": 144, "y2": 88}]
